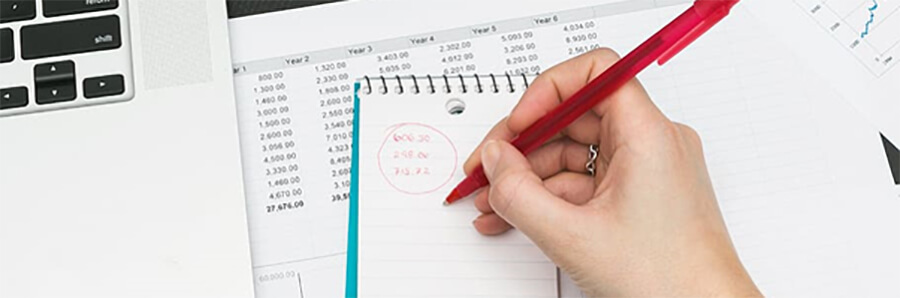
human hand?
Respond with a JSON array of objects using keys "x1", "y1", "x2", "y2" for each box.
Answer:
[{"x1": 463, "y1": 49, "x2": 761, "y2": 297}]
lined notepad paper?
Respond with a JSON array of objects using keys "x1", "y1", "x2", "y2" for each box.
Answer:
[{"x1": 351, "y1": 76, "x2": 557, "y2": 297}]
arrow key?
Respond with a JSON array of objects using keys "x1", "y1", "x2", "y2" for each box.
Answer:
[
  {"x1": 34, "y1": 60, "x2": 76, "y2": 104},
  {"x1": 84, "y1": 74, "x2": 124, "y2": 99},
  {"x1": 0, "y1": 86, "x2": 28, "y2": 110},
  {"x1": 34, "y1": 60, "x2": 75, "y2": 84},
  {"x1": 36, "y1": 83, "x2": 75, "y2": 104}
]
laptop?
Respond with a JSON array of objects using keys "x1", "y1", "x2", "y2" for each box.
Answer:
[{"x1": 0, "y1": 0, "x2": 254, "y2": 296}]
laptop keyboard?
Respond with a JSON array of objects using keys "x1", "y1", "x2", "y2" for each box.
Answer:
[{"x1": 0, "y1": 0, "x2": 134, "y2": 117}]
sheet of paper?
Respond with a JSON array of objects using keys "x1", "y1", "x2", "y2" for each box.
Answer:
[
  {"x1": 786, "y1": 73, "x2": 900, "y2": 297},
  {"x1": 228, "y1": 1, "x2": 899, "y2": 296},
  {"x1": 352, "y1": 76, "x2": 557, "y2": 297},
  {"x1": 744, "y1": 0, "x2": 900, "y2": 144}
]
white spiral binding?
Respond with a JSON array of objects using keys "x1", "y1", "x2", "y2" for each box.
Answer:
[{"x1": 360, "y1": 74, "x2": 536, "y2": 95}]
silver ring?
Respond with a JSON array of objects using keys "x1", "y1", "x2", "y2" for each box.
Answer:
[{"x1": 586, "y1": 144, "x2": 599, "y2": 177}]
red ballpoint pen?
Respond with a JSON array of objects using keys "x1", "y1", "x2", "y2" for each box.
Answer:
[{"x1": 444, "y1": 0, "x2": 740, "y2": 205}]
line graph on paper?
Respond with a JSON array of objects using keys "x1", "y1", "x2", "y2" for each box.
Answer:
[
  {"x1": 794, "y1": 0, "x2": 899, "y2": 76},
  {"x1": 860, "y1": 0, "x2": 878, "y2": 38}
]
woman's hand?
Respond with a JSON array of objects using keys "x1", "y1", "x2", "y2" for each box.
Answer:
[{"x1": 464, "y1": 49, "x2": 761, "y2": 297}]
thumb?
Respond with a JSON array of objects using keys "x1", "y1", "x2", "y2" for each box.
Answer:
[{"x1": 481, "y1": 140, "x2": 577, "y2": 242}]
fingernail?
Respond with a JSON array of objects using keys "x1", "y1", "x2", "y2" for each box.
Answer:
[{"x1": 481, "y1": 140, "x2": 501, "y2": 178}]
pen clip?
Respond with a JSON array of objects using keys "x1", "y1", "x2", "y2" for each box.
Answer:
[{"x1": 658, "y1": 0, "x2": 737, "y2": 65}]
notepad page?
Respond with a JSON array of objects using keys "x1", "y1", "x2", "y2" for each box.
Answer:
[{"x1": 354, "y1": 81, "x2": 557, "y2": 297}]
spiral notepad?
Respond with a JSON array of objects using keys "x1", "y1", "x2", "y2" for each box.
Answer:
[{"x1": 348, "y1": 74, "x2": 558, "y2": 297}]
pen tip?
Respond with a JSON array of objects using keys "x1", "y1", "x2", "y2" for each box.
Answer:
[{"x1": 443, "y1": 189, "x2": 461, "y2": 206}]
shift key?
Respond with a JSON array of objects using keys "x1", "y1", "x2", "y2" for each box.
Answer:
[{"x1": 21, "y1": 15, "x2": 120, "y2": 60}]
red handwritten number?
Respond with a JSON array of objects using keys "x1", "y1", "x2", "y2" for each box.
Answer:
[
  {"x1": 393, "y1": 167, "x2": 432, "y2": 176},
  {"x1": 392, "y1": 133, "x2": 433, "y2": 143},
  {"x1": 393, "y1": 150, "x2": 430, "y2": 159}
]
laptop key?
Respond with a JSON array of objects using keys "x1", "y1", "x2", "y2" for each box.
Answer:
[
  {"x1": 21, "y1": 15, "x2": 120, "y2": 60},
  {"x1": 84, "y1": 74, "x2": 124, "y2": 99},
  {"x1": 34, "y1": 60, "x2": 76, "y2": 104},
  {"x1": 36, "y1": 83, "x2": 75, "y2": 104},
  {"x1": 1, "y1": 27, "x2": 11, "y2": 63},
  {"x1": 0, "y1": 86, "x2": 27, "y2": 109},
  {"x1": 34, "y1": 60, "x2": 75, "y2": 84},
  {"x1": 0, "y1": 0, "x2": 35, "y2": 23},
  {"x1": 43, "y1": 0, "x2": 118, "y2": 17}
]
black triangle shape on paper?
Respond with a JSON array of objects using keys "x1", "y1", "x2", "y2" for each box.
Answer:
[{"x1": 882, "y1": 134, "x2": 900, "y2": 185}]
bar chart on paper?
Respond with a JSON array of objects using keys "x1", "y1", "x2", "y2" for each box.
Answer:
[{"x1": 794, "y1": 0, "x2": 900, "y2": 76}]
